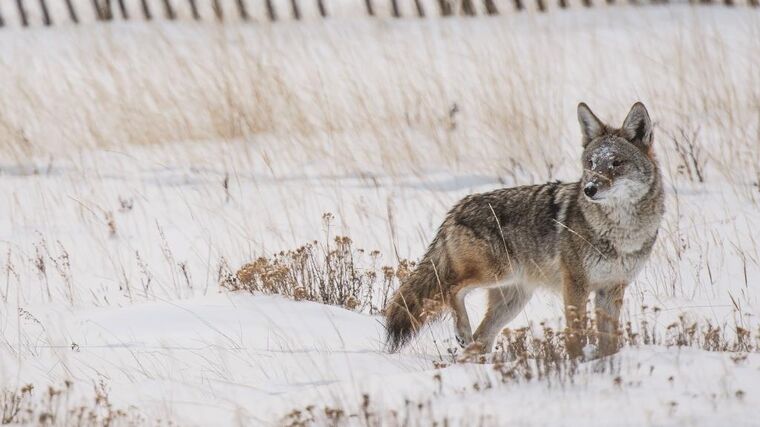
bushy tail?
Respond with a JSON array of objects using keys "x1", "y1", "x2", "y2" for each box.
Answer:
[{"x1": 384, "y1": 236, "x2": 450, "y2": 352}]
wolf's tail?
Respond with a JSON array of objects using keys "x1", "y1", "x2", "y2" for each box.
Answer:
[{"x1": 384, "y1": 235, "x2": 451, "y2": 352}]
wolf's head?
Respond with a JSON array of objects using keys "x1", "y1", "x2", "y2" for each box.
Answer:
[{"x1": 576, "y1": 102, "x2": 657, "y2": 205}]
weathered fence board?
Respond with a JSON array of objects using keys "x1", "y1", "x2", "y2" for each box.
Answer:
[
  {"x1": 0, "y1": 0, "x2": 754, "y2": 28},
  {"x1": 120, "y1": 0, "x2": 144, "y2": 20},
  {"x1": 417, "y1": 0, "x2": 439, "y2": 16},
  {"x1": 235, "y1": 0, "x2": 267, "y2": 21}
]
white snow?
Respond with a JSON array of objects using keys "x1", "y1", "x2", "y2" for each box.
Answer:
[{"x1": 1, "y1": 5, "x2": 759, "y2": 426}]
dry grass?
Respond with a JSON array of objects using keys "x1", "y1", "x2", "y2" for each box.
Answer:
[
  {"x1": 1, "y1": 382, "x2": 144, "y2": 426},
  {"x1": 0, "y1": 6, "x2": 759, "y2": 426},
  {"x1": 283, "y1": 398, "x2": 500, "y2": 427},
  {"x1": 460, "y1": 305, "x2": 759, "y2": 366},
  {"x1": 281, "y1": 313, "x2": 759, "y2": 426},
  {"x1": 227, "y1": 213, "x2": 414, "y2": 313},
  {"x1": 0, "y1": 8, "x2": 757, "y2": 185}
]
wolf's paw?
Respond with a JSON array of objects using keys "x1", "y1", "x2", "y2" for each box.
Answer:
[
  {"x1": 464, "y1": 341, "x2": 486, "y2": 354},
  {"x1": 455, "y1": 334, "x2": 467, "y2": 348},
  {"x1": 455, "y1": 332, "x2": 473, "y2": 349},
  {"x1": 455, "y1": 341, "x2": 488, "y2": 363}
]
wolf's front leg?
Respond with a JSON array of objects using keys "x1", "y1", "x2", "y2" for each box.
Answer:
[
  {"x1": 595, "y1": 284, "x2": 626, "y2": 357},
  {"x1": 562, "y1": 267, "x2": 590, "y2": 359}
]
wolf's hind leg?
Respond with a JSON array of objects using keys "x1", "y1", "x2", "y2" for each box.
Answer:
[
  {"x1": 473, "y1": 286, "x2": 532, "y2": 352},
  {"x1": 445, "y1": 224, "x2": 499, "y2": 348},
  {"x1": 451, "y1": 286, "x2": 474, "y2": 347}
]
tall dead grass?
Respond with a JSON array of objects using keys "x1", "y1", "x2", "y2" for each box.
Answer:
[
  {"x1": 1, "y1": 381, "x2": 144, "y2": 426},
  {"x1": 226, "y1": 213, "x2": 414, "y2": 313},
  {"x1": 0, "y1": 8, "x2": 757, "y2": 185}
]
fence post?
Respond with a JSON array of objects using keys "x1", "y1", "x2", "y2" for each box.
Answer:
[
  {"x1": 438, "y1": 0, "x2": 453, "y2": 15},
  {"x1": 140, "y1": 0, "x2": 152, "y2": 19},
  {"x1": 391, "y1": 0, "x2": 400, "y2": 16},
  {"x1": 188, "y1": 0, "x2": 200, "y2": 19},
  {"x1": 63, "y1": 0, "x2": 79, "y2": 22},
  {"x1": 16, "y1": 0, "x2": 29, "y2": 26},
  {"x1": 92, "y1": 0, "x2": 114, "y2": 20},
  {"x1": 291, "y1": 0, "x2": 301, "y2": 19},
  {"x1": 117, "y1": 0, "x2": 128, "y2": 18},
  {"x1": 39, "y1": 0, "x2": 52, "y2": 25},
  {"x1": 484, "y1": 0, "x2": 498, "y2": 14},
  {"x1": 414, "y1": 0, "x2": 425, "y2": 16},
  {"x1": 461, "y1": 0, "x2": 475, "y2": 15},
  {"x1": 236, "y1": 0, "x2": 249, "y2": 20},
  {"x1": 212, "y1": 0, "x2": 223, "y2": 20},
  {"x1": 162, "y1": 0, "x2": 176, "y2": 19},
  {"x1": 266, "y1": 0, "x2": 277, "y2": 20}
]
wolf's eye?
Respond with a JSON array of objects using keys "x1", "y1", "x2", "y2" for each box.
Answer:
[{"x1": 612, "y1": 160, "x2": 623, "y2": 167}]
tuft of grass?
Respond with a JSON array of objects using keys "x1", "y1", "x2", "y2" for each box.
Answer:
[
  {"x1": 1, "y1": 381, "x2": 144, "y2": 426},
  {"x1": 228, "y1": 233, "x2": 413, "y2": 314}
]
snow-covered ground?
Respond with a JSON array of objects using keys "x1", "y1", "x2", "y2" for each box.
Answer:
[
  {"x1": 1, "y1": 5, "x2": 759, "y2": 426},
  {"x1": 12, "y1": 293, "x2": 758, "y2": 425}
]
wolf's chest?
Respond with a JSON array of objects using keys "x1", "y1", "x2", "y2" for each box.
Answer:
[
  {"x1": 585, "y1": 216, "x2": 659, "y2": 286},
  {"x1": 585, "y1": 251, "x2": 649, "y2": 288}
]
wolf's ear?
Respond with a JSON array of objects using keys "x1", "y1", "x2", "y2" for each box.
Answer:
[
  {"x1": 621, "y1": 102, "x2": 653, "y2": 150},
  {"x1": 577, "y1": 103, "x2": 606, "y2": 147}
]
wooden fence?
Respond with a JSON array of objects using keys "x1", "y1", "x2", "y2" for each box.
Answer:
[{"x1": 0, "y1": 0, "x2": 756, "y2": 27}]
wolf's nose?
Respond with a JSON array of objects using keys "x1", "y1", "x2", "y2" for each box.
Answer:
[{"x1": 584, "y1": 184, "x2": 597, "y2": 198}]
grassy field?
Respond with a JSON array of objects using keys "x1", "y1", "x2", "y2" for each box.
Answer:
[{"x1": 1, "y1": 5, "x2": 759, "y2": 426}]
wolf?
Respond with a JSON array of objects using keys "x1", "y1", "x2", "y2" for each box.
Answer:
[{"x1": 384, "y1": 102, "x2": 664, "y2": 357}]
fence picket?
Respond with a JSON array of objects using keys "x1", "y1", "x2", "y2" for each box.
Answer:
[{"x1": 17, "y1": 0, "x2": 29, "y2": 26}]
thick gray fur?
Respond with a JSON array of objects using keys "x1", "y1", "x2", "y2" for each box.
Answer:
[{"x1": 385, "y1": 102, "x2": 664, "y2": 357}]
